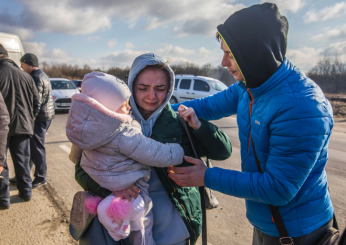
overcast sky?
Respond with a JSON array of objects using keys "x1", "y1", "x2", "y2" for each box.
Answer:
[{"x1": 1, "y1": 0, "x2": 346, "y2": 72}]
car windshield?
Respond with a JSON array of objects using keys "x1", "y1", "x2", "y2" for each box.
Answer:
[
  {"x1": 207, "y1": 79, "x2": 228, "y2": 91},
  {"x1": 50, "y1": 80, "x2": 77, "y2": 90}
]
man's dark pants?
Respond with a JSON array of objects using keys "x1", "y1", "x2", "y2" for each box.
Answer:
[
  {"x1": 0, "y1": 135, "x2": 32, "y2": 205},
  {"x1": 30, "y1": 120, "x2": 51, "y2": 183},
  {"x1": 252, "y1": 218, "x2": 333, "y2": 245}
]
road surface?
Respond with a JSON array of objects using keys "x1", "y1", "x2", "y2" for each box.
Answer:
[{"x1": 0, "y1": 112, "x2": 345, "y2": 245}]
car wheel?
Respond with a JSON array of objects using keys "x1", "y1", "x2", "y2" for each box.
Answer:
[{"x1": 170, "y1": 97, "x2": 178, "y2": 104}]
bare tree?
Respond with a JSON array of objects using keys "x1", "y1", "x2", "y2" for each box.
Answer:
[{"x1": 307, "y1": 54, "x2": 346, "y2": 94}]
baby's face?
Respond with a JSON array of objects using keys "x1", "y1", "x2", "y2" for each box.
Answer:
[{"x1": 116, "y1": 99, "x2": 131, "y2": 115}]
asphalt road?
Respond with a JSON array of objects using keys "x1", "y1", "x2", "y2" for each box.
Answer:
[{"x1": 1, "y1": 111, "x2": 345, "y2": 245}]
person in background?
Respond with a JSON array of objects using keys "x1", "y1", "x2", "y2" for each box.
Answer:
[
  {"x1": 9, "y1": 53, "x2": 55, "y2": 188},
  {"x1": 0, "y1": 92, "x2": 10, "y2": 209},
  {"x1": 169, "y1": 3, "x2": 334, "y2": 245},
  {"x1": 0, "y1": 44, "x2": 39, "y2": 203}
]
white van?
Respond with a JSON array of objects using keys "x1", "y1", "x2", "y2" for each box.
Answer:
[
  {"x1": 171, "y1": 74, "x2": 228, "y2": 104},
  {"x1": 0, "y1": 32, "x2": 25, "y2": 67}
]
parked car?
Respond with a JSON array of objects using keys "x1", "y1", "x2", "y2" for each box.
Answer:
[
  {"x1": 0, "y1": 32, "x2": 25, "y2": 67},
  {"x1": 72, "y1": 79, "x2": 82, "y2": 92},
  {"x1": 50, "y1": 78, "x2": 79, "y2": 110},
  {"x1": 171, "y1": 75, "x2": 228, "y2": 104}
]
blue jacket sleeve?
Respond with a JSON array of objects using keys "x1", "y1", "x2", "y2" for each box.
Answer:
[
  {"x1": 205, "y1": 99, "x2": 333, "y2": 206},
  {"x1": 171, "y1": 82, "x2": 241, "y2": 120}
]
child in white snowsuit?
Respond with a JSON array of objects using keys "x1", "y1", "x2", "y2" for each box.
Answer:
[{"x1": 66, "y1": 72, "x2": 184, "y2": 245}]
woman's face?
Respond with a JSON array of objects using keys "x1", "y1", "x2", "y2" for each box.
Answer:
[{"x1": 133, "y1": 67, "x2": 169, "y2": 118}]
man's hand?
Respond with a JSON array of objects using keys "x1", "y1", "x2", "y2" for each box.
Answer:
[
  {"x1": 168, "y1": 156, "x2": 207, "y2": 187},
  {"x1": 178, "y1": 105, "x2": 201, "y2": 130},
  {"x1": 0, "y1": 166, "x2": 3, "y2": 176},
  {"x1": 112, "y1": 184, "x2": 140, "y2": 200}
]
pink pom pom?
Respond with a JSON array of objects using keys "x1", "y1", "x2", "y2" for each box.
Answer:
[
  {"x1": 106, "y1": 197, "x2": 132, "y2": 221},
  {"x1": 84, "y1": 196, "x2": 103, "y2": 215}
]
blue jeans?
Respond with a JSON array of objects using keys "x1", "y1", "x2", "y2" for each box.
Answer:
[{"x1": 252, "y1": 218, "x2": 333, "y2": 245}]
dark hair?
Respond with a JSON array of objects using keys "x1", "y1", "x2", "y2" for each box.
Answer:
[{"x1": 216, "y1": 32, "x2": 221, "y2": 42}]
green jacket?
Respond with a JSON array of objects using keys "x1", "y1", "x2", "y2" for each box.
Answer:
[{"x1": 75, "y1": 104, "x2": 232, "y2": 245}]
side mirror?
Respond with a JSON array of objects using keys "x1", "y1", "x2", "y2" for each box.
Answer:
[{"x1": 204, "y1": 85, "x2": 210, "y2": 92}]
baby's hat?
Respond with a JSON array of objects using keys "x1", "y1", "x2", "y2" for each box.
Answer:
[{"x1": 81, "y1": 71, "x2": 131, "y2": 112}]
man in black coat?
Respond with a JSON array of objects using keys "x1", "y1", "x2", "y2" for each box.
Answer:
[
  {"x1": 0, "y1": 44, "x2": 39, "y2": 204},
  {"x1": 0, "y1": 92, "x2": 10, "y2": 209},
  {"x1": 20, "y1": 53, "x2": 55, "y2": 188}
]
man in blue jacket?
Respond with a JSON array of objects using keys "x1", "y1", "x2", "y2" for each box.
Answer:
[{"x1": 169, "y1": 3, "x2": 334, "y2": 245}]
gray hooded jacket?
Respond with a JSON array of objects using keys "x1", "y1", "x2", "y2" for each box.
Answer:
[
  {"x1": 128, "y1": 53, "x2": 190, "y2": 245},
  {"x1": 66, "y1": 93, "x2": 184, "y2": 192}
]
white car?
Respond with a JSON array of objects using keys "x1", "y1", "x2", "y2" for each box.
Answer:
[
  {"x1": 50, "y1": 78, "x2": 80, "y2": 110},
  {"x1": 170, "y1": 75, "x2": 228, "y2": 104}
]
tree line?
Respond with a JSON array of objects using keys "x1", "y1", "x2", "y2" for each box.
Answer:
[
  {"x1": 41, "y1": 61, "x2": 236, "y2": 86},
  {"x1": 307, "y1": 55, "x2": 346, "y2": 94},
  {"x1": 41, "y1": 55, "x2": 346, "y2": 93}
]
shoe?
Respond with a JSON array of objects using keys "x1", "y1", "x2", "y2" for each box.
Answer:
[
  {"x1": 9, "y1": 177, "x2": 17, "y2": 184},
  {"x1": 32, "y1": 179, "x2": 47, "y2": 189},
  {"x1": 18, "y1": 193, "x2": 31, "y2": 202},
  {"x1": 70, "y1": 191, "x2": 102, "y2": 230},
  {"x1": 0, "y1": 204, "x2": 10, "y2": 210}
]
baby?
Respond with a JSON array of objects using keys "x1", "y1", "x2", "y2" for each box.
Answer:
[{"x1": 66, "y1": 72, "x2": 184, "y2": 244}]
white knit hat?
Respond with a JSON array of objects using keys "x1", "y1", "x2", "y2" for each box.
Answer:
[{"x1": 81, "y1": 71, "x2": 131, "y2": 112}]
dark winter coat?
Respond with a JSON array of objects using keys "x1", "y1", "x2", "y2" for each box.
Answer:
[
  {"x1": 0, "y1": 59, "x2": 39, "y2": 137},
  {"x1": 0, "y1": 92, "x2": 9, "y2": 167},
  {"x1": 30, "y1": 68, "x2": 55, "y2": 121}
]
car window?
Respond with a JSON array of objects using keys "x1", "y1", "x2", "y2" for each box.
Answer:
[
  {"x1": 193, "y1": 79, "x2": 210, "y2": 92},
  {"x1": 179, "y1": 79, "x2": 192, "y2": 90},
  {"x1": 175, "y1": 79, "x2": 180, "y2": 89},
  {"x1": 208, "y1": 79, "x2": 228, "y2": 91},
  {"x1": 50, "y1": 80, "x2": 77, "y2": 90}
]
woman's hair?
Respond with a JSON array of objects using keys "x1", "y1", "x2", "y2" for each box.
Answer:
[{"x1": 134, "y1": 63, "x2": 171, "y2": 86}]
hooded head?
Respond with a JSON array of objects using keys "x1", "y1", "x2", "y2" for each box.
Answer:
[
  {"x1": 0, "y1": 44, "x2": 8, "y2": 56},
  {"x1": 82, "y1": 71, "x2": 131, "y2": 112},
  {"x1": 217, "y1": 3, "x2": 289, "y2": 88},
  {"x1": 128, "y1": 53, "x2": 175, "y2": 136}
]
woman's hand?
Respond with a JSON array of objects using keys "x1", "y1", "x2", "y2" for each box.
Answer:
[
  {"x1": 178, "y1": 105, "x2": 201, "y2": 130},
  {"x1": 112, "y1": 184, "x2": 140, "y2": 200}
]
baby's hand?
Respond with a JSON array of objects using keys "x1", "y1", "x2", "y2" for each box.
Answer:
[
  {"x1": 178, "y1": 105, "x2": 201, "y2": 130},
  {"x1": 112, "y1": 184, "x2": 140, "y2": 200}
]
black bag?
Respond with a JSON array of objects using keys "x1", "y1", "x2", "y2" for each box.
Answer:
[
  {"x1": 176, "y1": 113, "x2": 220, "y2": 245},
  {"x1": 251, "y1": 138, "x2": 343, "y2": 245},
  {"x1": 176, "y1": 113, "x2": 219, "y2": 210}
]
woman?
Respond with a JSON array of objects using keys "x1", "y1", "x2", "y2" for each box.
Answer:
[{"x1": 72, "y1": 53, "x2": 232, "y2": 245}]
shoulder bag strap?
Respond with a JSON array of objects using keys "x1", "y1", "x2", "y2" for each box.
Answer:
[
  {"x1": 176, "y1": 112, "x2": 207, "y2": 245},
  {"x1": 251, "y1": 139, "x2": 294, "y2": 245}
]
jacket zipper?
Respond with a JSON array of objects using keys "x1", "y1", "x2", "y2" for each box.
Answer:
[
  {"x1": 161, "y1": 168, "x2": 197, "y2": 244},
  {"x1": 244, "y1": 88, "x2": 254, "y2": 169}
]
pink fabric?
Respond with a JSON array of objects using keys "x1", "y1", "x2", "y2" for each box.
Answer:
[
  {"x1": 85, "y1": 196, "x2": 103, "y2": 215},
  {"x1": 106, "y1": 196, "x2": 132, "y2": 221}
]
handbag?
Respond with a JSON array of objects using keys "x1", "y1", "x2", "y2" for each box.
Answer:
[
  {"x1": 251, "y1": 138, "x2": 342, "y2": 245},
  {"x1": 176, "y1": 113, "x2": 220, "y2": 245},
  {"x1": 176, "y1": 113, "x2": 220, "y2": 210}
]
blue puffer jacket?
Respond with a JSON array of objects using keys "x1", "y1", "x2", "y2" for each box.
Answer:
[{"x1": 172, "y1": 58, "x2": 334, "y2": 237}]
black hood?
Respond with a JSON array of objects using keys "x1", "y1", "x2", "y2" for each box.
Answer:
[{"x1": 217, "y1": 3, "x2": 288, "y2": 88}]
